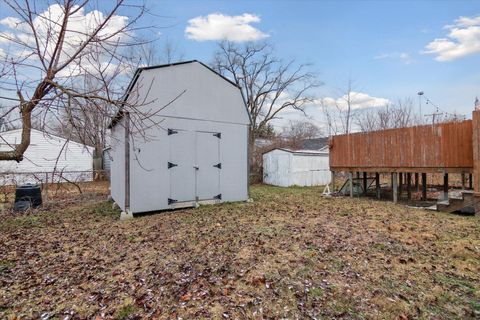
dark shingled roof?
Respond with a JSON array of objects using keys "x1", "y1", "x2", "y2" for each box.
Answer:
[{"x1": 300, "y1": 137, "x2": 329, "y2": 150}]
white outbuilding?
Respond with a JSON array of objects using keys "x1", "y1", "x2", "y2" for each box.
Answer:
[
  {"x1": 109, "y1": 61, "x2": 251, "y2": 216},
  {"x1": 0, "y1": 128, "x2": 94, "y2": 185},
  {"x1": 263, "y1": 148, "x2": 330, "y2": 187}
]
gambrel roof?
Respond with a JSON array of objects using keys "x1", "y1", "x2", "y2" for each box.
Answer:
[{"x1": 109, "y1": 60, "x2": 250, "y2": 128}]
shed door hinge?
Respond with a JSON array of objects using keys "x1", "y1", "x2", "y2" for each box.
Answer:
[
  {"x1": 214, "y1": 194, "x2": 222, "y2": 200},
  {"x1": 213, "y1": 163, "x2": 222, "y2": 169},
  {"x1": 168, "y1": 198, "x2": 177, "y2": 205},
  {"x1": 168, "y1": 162, "x2": 177, "y2": 169},
  {"x1": 213, "y1": 132, "x2": 221, "y2": 139},
  {"x1": 168, "y1": 129, "x2": 178, "y2": 135}
]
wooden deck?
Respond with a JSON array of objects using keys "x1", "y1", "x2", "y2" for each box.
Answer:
[
  {"x1": 329, "y1": 110, "x2": 480, "y2": 214},
  {"x1": 330, "y1": 120, "x2": 473, "y2": 173}
]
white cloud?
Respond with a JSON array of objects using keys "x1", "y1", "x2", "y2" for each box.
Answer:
[
  {"x1": 0, "y1": 31, "x2": 15, "y2": 43},
  {"x1": 317, "y1": 91, "x2": 390, "y2": 111},
  {"x1": 424, "y1": 14, "x2": 480, "y2": 61},
  {"x1": 0, "y1": 17, "x2": 22, "y2": 29},
  {"x1": 0, "y1": 4, "x2": 128, "y2": 75},
  {"x1": 185, "y1": 13, "x2": 269, "y2": 42},
  {"x1": 374, "y1": 52, "x2": 412, "y2": 64}
]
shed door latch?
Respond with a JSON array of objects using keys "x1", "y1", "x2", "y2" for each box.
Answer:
[
  {"x1": 168, "y1": 129, "x2": 178, "y2": 135},
  {"x1": 213, "y1": 132, "x2": 221, "y2": 139},
  {"x1": 168, "y1": 162, "x2": 177, "y2": 169},
  {"x1": 168, "y1": 198, "x2": 177, "y2": 205},
  {"x1": 213, "y1": 163, "x2": 222, "y2": 169}
]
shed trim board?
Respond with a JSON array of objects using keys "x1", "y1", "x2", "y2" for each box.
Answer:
[
  {"x1": 330, "y1": 167, "x2": 473, "y2": 174},
  {"x1": 109, "y1": 60, "x2": 250, "y2": 214}
]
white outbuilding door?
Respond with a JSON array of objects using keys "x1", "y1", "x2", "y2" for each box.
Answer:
[
  {"x1": 168, "y1": 129, "x2": 221, "y2": 205},
  {"x1": 169, "y1": 129, "x2": 196, "y2": 204},
  {"x1": 195, "y1": 131, "x2": 221, "y2": 201}
]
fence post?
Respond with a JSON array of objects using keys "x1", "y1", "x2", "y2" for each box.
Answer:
[
  {"x1": 44, "y1": 172, "x2": 48, "y2": 203},
  {"x1": 472, "y1": 110, "x2": 480, "y2": 215}
]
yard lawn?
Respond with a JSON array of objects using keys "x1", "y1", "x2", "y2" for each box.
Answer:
[{"x1": 0, "y1": 185, "x2": 479, "y2": 319}]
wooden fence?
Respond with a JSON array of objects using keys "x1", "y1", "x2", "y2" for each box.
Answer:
[{"x1": 330, "y1": 120, "x2": 473, "y2": 173}]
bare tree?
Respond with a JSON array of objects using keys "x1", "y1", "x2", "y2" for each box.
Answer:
[
  {"x1": 319, "y1": 77, "x2": 365, "y2": 135},
  {"x1": 0, "y1": 0, "x2": 151, "y2": 162},
  {"x1": 319, "y1": 99, "x2": 339, "y2": 136},
  {"x1": 211, "y1": 41, "x2": 320, "y2": 155},
  {"x1": 335, "y1": 77, "x2": 357, "y2": 134},
  {"x1": 53, "y1": 74, "x2": 111, "y2": 162},
  {"x1": 354, "y1": 108, "x2": 378, "y2": 132},
  {"x1": 282, "y1": 120, "x2": 322, "y2": 144},
  {"x1": 355, "y1": 98, "x2": 420, "y2": 132},
  {"x1": 128, "y1": 36, "x2": 185, "y2": 66}
]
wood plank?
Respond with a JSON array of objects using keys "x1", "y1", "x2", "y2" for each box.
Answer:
[{"x1": 330, "y1": 120, "x2": 473, "y2": 171}]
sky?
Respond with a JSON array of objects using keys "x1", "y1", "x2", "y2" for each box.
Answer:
[
  {"x1": 1, "y1": 0, "x2": 480, "y2": 132},
  {"x1": 143, "y1": 0, "x2": 480, "y2": 128}
]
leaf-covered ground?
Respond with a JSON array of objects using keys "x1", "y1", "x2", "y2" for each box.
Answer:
[{"x1": 0, "y1": 185, "x2": 479, "y2": 319}]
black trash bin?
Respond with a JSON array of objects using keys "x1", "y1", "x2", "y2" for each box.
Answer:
[{"x1": 14, "y1": 184, "x2": 42, "y2": 211}]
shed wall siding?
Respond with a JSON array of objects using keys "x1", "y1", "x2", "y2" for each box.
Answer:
[
  {"x1": 129, "y1": 117, "x2": 249, "y2": 213},
  {"x1": 291, "y1": 154, "x2": 330, "y2": 186},
  {"x1": 263, "y1": 150, "x2": 330, "y2": 187},
  {"x1": 263, "y1": 150, "x2": 293, "y2": 187},
  {"x1": 127, "y1": 62, "x2": 250, "y2": 126},
  {"x1": 110, "y1": 120, "x2": 126, "y2": 211}
]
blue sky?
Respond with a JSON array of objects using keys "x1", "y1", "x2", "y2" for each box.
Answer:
[
  {"x1": 1, "y1": 0, "x2": 479, "y2": 130},
  {"x1": 142, "y1": 0, "x2": 480, "y2": 123}
]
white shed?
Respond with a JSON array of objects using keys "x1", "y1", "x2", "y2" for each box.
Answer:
[
  {"x1": 109, "y1": 61, "x2": 250, "y2": 215},
  {"x1": 263, "y1": 148, "x2": 330, "y2": 187},
  {"x1": 0, "y1": 129, "x2": 94, "y2": 185}
]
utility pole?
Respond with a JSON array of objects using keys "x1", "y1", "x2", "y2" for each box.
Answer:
[
  {"x1": 417, "y1": 91, "x2": 424, "y2": 124},
  {"x1": 424, "y1": 108, "x2": 443, "y2": 125}
]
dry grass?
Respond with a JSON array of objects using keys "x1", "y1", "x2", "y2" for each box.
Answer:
[{"x1": 0, "y1": 185, "x2": 479, "y2": 319}]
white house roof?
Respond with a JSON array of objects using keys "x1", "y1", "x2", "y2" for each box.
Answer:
[{"x1": 0, "y1": 128, "x2": 94, "y2": 151}]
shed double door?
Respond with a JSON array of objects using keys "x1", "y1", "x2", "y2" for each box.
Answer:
[{"x1": 169, "y1": 129, "x2": 221, "y2": 204}]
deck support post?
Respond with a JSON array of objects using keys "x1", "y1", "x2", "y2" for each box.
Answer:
[
  {"x1": 407, "y1": 172, "x2": 412, "y2": 200},
  {"x1": 331, "y1": 171, "x2": 335, "y2": 192},
  {"x1": 392, "y1": 172, "x2": 398, "y2": 203},
  {"x1": 469, "y1": 173, "x2": 473, "y2": 190},
  {"x1": 415, "y1": 173, "x2": 419, "y2": 191},
  {"x1": 461, "y1": 172, "x2": 466, "y2": 190},
  {"x1": 422, "y1": 173, "x2": 427, "y2": 201},
  {"x1": 398, "y1": 172, "x2": 403, "y2": 199},
  {"x1": 363, "y1": 172, "x2": 367, "y2": 195},
  {"x1": 375, "y1": 172, "x2": 381, "y2": 199},
  {"x1": 443, "y1": 173, "x2": 449, "y2": 201},
  {"x1": 348, "y1": 172, "x2": 354, "y2": 198}
]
